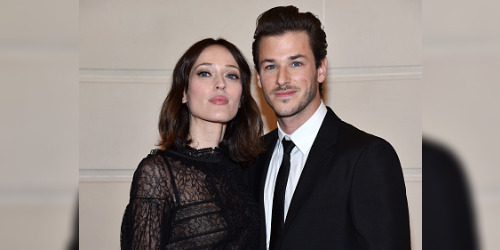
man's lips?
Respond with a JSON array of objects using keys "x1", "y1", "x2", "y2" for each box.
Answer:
[
  {"x1": 274, "y1": 90, "x2": 296, "y2": 98},
  {"x1": 209, "y1": 95, "x2": 229, "y2": 105}
]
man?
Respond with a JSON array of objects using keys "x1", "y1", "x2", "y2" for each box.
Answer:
[{"x1": 246, "y1": 5, "x2": 411, "y2": 249}]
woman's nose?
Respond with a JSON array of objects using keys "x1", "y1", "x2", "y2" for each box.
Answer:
[{"x1": 214, "y1": 74, "x2": 226, "y2": 90}]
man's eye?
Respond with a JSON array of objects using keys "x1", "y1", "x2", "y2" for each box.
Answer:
[
  {"x1": 264, "y1": 65, "x2": 276, "y2": 70},
  {"x1": 197, "y1": 71, "x2": 211, "y2": 77},
  {"x1": 292, "y1": 61, "x2": 303, "y2": 67}
]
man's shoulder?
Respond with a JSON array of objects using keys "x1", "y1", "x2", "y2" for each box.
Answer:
[
  {"x1": 339, "y1": 120, "x2": 380, "y2": 141},
  {"x1": 326, "y1": 110, "x2": 392, "y2": 149},
  {"x1": 321, "y1": 108, "x2": 387, "y2": 146},
  {"x1": 336, "y1": 120, "x2": 398, "y2": 159}
]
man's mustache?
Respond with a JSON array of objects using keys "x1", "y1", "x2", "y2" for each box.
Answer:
[{"x1": 272, "y1": 85, "x2": 294, "y2": 93}]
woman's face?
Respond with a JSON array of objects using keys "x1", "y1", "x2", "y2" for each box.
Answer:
[{"x1": 183, "y1": 45, "x2": 243, "y2": 125}]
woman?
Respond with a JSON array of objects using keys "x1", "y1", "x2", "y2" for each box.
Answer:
[{"x1": 120, "y1": 38, "x2": 263, "y2": 249}]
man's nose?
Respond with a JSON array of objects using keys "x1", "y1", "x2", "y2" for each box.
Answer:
[{"x1": 277, "y1": 67, "x2": 290, "y2": 86}]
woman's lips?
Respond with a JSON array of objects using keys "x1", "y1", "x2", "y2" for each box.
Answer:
[{"x1": 209, "y1": 95, "x2": 229, "y2": 105}]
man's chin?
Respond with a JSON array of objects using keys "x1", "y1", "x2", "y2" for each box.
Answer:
[{"x1": 274, "y1": 107, "x2": 299, "y2": 118}]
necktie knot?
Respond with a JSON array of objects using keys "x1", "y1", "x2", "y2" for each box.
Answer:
[{"x1": 282, "y1": 139, "x2": 295, "y2": 154}]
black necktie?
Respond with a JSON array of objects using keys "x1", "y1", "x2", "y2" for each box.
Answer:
[{"x1": 270, "y1": 138, "x2": 295, "y2": 249}]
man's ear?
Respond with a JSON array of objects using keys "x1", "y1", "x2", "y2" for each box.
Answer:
[
  {"x1": 317, "y1": 57, "x2": 328, "y2": 83},
  {"x1": 257, "y1": 74, "x2": 262, "y2": 88}
]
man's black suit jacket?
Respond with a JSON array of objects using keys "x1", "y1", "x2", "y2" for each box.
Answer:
[{"x1": 244, "y1": 107, "x2": 411, "y2": 249}]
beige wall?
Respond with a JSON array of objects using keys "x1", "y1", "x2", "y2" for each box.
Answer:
[
  {"x1": 423, "y1": 0, "x2": 500, "y2": 249},
  {"x1": 80, "y1": 0, "x2": 422, "y2": 249}
]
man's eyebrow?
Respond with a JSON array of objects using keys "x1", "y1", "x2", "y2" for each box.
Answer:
[
  {"x1": 260, "y1": 54, "x2": 306, "y2": 65},
  {"x1": 289, "y1": 54, "x2": 305, "y2": 60},
  {"x1": 260, "y1": 58, "x2": 275, "y2": 65}
]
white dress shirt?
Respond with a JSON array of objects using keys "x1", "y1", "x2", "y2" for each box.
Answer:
[{"x1": 264, "y1": 101, "x2": 327, "y2": 249}]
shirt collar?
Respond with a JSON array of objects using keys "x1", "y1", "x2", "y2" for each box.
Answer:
[{"x1": 277, "y1": 101, "x2": 327, "y2": 155}]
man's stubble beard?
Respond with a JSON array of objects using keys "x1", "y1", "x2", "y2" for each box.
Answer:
[{"x1": 265, "y1": 77, "x2": 319, "y2": 119}]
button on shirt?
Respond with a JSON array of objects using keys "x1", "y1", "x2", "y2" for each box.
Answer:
[{"x1": 264, "y1": 101, "x2": 327, "y2": 249}]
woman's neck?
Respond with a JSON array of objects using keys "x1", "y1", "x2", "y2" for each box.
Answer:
[{"x1": 188, "y1": 119, "x2": 226, "y2": 149}]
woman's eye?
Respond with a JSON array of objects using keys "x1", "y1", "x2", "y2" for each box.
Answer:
[
  {"x1": 227, "y1": 74, "x2": 240, "y2": 80},
  {"x1": 197, "y1": 71, "x2": 211, "y2": 77},
  {"x1": 292, "y1": 61, "x2": 303, "y2": 67}
]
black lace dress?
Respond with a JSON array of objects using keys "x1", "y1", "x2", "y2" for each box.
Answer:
[{"x1": 120, "y1": 147, "x2": 259, "y2": 250}]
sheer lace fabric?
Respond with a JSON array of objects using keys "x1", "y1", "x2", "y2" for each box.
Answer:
[{"x1": 121, "y1": 147, "x2": 259, "y2": 249}]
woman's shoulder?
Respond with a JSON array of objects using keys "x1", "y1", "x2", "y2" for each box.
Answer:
[
  {"x1": 135, "y1": 149, "x2": 167, "y2": 174},
  {"x1": 133, "y1": 148, "x2": 188, "y2": 180},
  {"x1": 128, "y1": 150, "x2": 172, "y2": 198}
]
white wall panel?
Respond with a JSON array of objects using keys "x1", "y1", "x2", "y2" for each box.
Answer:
[
  {"x1": 80, "y1": 79, "x2": 167, "y2": 170},
  {"x1": 325, "y1": 0, "x2": 421, "y2": 68},
  {"x1": 80, "y1": 181, "x2": 130, "y2": 250},
  {"x1": 406, "y1": 179, "x2": 422, "y2": 250},
  {"x1": 80, "y1": 0, "x2": 421, "y2": 70},
  {"x1": 0, "y1": 202, "x2": 74, "y2": 249},
  {"x1": 80, "y1": 0, "x2": 324, "y2": 70}
]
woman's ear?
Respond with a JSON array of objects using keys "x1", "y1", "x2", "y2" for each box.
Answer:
[{"x1": 182, "y1": 91, "x2": 187, "y2": 103}]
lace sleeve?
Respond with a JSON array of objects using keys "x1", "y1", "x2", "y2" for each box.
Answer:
[{"x1": 121, "y1": 154, "x2": 173, "y2": 250}]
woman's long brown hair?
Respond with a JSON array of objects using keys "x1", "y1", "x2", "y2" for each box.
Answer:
[{"x1": 158, "y1": 38, "x2": 263, "y2": 164}]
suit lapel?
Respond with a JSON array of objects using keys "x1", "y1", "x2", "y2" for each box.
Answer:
[{"x1": 283, "y1": 108, "x2": 341, "y2": 233}]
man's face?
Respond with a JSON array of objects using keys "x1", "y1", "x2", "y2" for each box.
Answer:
[{"x1": 257, "y1": 31, "x2": 326, "y2": 120}]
